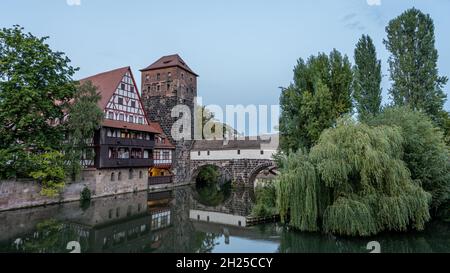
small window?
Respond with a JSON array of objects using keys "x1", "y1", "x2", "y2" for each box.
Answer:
[
  {"x1": 157, "y1": 73, "x2": 160, "y2": 80},
  {"x1": 109, "y1": 209, "x2": 113, "y2": 219},
  {"x1": 116, "y1": 208, "x2": 120, "y2": 218},
  {"x1": 157, "y1": 85, "x2": 160, "y2": 91},
  {"x1": 129, "y1": 115, "x2": 133, "y2": 123},
  {"x1": 131, "y1": 101, "x2": 136, "y2": 108},
  {"x1": 118, "y1": 97, "x2": 124, "y2": 105},
  {"x1": 111, "y1": 172, "x2": 115, "y2": 181},
  {"x1": 168, "y1": 72, "x2": 172, "y2": 79},
  {"x1": 119, "y1": 113, "x2": 124, "y2": 121},
  {"x1": 121, "y1": 83, "x2": 125, "y2": 90},
  {"x1": 130, "y1": 86, "x2": 134, "y2": 92},
  {"x1": 198, "y1": 151, "x2": 201, "y2": 156},
  {"x1": 139, "y1": 171, "x2": 143, "y2": 179},
  {"x1": 181, "y1": 73, "x2": 184, "y2": 79},
  {"x1": 260, "y1": 150, "x2": 264, "y2": 155},
  {"x1": 108, "y1": 111, "x2": 114, "y2": 119},
  {"x1": 129, "y1": 169, "x2": 133, "y2": 180},
  {"x1": 237, "y1": 150, "x2": 241, "y2": 155},
  {"x1": 207, "y1": 151, "x2": 210, "y2": 156},
  {"x1": 139, "y1": 117, "x2": 144, "y2": 124},
  {"x1": 118, "y1": 172, "x2": 122, "y2": 181}
]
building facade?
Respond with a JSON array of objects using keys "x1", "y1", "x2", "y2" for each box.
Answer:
[{"x1": 79, "y1": 67, "x2": 163, "y2": 193}]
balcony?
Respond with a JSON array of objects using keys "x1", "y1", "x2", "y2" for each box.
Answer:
[
  {"x1": 99, "y1": 158, "x2": 154, "y2": 169},
  {"x1": 104, "y1": 137, "x2": 155, "y2": 148},
  {"x1": 148, "y1": 175, "x2": 173, "y2": 186}
]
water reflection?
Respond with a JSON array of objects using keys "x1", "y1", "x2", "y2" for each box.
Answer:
[{"x1": 0, "y1": 186, "x2": 448, "y2": 253}]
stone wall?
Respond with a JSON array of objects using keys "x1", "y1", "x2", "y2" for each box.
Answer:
[
  {"x1": 0, "y1": 167, "x2": 148, "y2": 212},
  {"x1": 143, "y1": 95, "x2": 194, "y2": 184}
]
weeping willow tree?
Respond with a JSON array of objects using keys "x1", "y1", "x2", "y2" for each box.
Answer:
[{"x1": 277, "y1": 118, "x2": 432, "y2": 236}]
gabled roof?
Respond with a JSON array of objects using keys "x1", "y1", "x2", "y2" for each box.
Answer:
[
  {"x1": 140, "y1": 54, "x2": 198, "y2": 76},
  {"x1": 79, "y1": 66, "x2": 130, "y2": 110},
  {"x1": 78, "y1": 66, "x2": 161, "y2": 134}
]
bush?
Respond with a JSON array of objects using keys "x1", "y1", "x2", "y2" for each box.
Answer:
[
  {"x1": 252, "y1": 183, "x2": 278, "y2": 217},
  {"x1": 80, "y1": 187, "x2": 91, "y2": 202},
  {"x1": 367, "y1": 106, "x2": 450, "y2": 211},
  {"x1": 29, "y1": 151, "x2": 66, "y2": 197}
]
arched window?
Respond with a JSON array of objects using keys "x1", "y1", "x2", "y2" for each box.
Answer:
[
  {"x1": 111, "y1": 172, "x2": 115, "y2": 181},
  {"x1": 118, "y1": 172, "x2": 122, "y2": 181}
]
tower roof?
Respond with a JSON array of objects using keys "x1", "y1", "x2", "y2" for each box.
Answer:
[{"x1": 140, "y1": 54, "x2": 198, "y2": 76}]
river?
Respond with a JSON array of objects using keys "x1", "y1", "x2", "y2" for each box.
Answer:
[{"x1": 0, "y1": 184, "x2": 448, "y2": 253}]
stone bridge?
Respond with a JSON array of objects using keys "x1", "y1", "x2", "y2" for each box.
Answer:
[{"x1": 189, "y1": 138, "x2": 278, "y2": 187}]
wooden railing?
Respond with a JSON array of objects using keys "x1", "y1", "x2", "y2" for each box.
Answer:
[{"x1": 148, "y1": 175, "x2": 173, "y2": 186}]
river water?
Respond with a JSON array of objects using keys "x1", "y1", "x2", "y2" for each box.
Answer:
[{"x1": 0, "y1": 184, "x2": 448, "y2": 253}]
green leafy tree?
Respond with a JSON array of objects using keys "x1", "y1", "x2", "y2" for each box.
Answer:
[
  {"x1": 353, "y1": 35, "x2": 382, "y2": 121},
  {"x1": 368, "y1": 107, "x2": 450, "y2": 212},
  {"x1": 29, "y1": 151, "x2": 66, "y2": 196},
  {"x1": 280, "y1": 50, "x2": 353, "y2": 152},
  {"x1": 384, "y1": 8, "x2": 448, "y2": 125},
  {"x1": 0, "y1": 25, "x2": 77, "y2": 179},
  {"x1": 277, "y1": 118, "x2": 431, "y2": 236},
  {"x1": 64, "y1": 81, "x2": 103, "y2": 180}
]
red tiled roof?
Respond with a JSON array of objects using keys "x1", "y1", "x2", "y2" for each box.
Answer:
[
  {"x1": 150, "y1": 122, "x2": 176, "y2": 149},
  {"x1": 102, "y1": 119, "x2": 161, "y2": 134},
  {"x1": 140, "y1": 54, "x2": 198, "y2": 76},
  {"x1": 79, "y1": 66, "x2": 130, "y2": 110},
  {"x1": 79, "y1": 66, "x2": 162, "y2": 134}
]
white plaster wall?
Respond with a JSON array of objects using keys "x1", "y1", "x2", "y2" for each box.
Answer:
[
  {"x1": 190, "y1": 149, "x2": 276, "y2": 160},
  {"x1": 189, "y1": 209, "x2": 247, "y2": 227}
]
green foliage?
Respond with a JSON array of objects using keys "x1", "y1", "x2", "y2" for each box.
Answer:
[
  {"x1": 353, "y1": 35, "x2": 382, "y2": 121},
  {"x1": 277, "y1": 118, "x2": 432, "y2": 236},
  {"x1": 196, "y1": 165, "x2": 221, "y2": 186},
  {"x1": 280, "y1": 49, "x2": 353, "y2": 152},
  {"x1": 276, "y1": 150, "x2": 320, "y2": 231},
  {"x1": 80, "y1": 187, "x2": 91, "y2": 202},
  {"x1": 64, "y1": 81, "x2": 103, "y2": 180},
  {"x1": 251, "y1": 183, "x2": 278, "y2": 217},
  {"x1": 0, "y1": 26, "x2": 77, "y2": 179},
  {"x1": 367, "y1": 107, "x2": 450, "y2": 211},
  {"x1": 384, "y1": 8, "x2": 448, "y2": 125},
  {"x1": 29, "y1": 151, "x2": 66, "y2": 197}
]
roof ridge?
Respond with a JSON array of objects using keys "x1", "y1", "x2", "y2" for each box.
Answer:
[{"x1": 79, "y1": 66, "x2": 130, "y2": 81}]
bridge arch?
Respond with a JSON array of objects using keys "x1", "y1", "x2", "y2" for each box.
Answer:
[
  {"x1": 248, "y1": 161, "x2": 277, "y2": 188},
  {"x1": 191, "y1": 162, "x2": 232, "y2": 185}
]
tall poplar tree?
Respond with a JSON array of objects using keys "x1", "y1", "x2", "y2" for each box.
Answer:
[
  {"x1": 353, "y1": 35, "x2": 382, "y2": 121},
  {"x1": 384, "y1": 8, "x2": 448, "y2": 124}
]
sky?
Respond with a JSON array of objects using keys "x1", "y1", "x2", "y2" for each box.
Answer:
[{"x1": 1, "y1": 0, "x2": 450, "y2": 134}]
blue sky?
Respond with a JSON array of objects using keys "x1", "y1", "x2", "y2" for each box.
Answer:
[{"x1": 1, "y1": 0, "x2": 449, "y2": 117}]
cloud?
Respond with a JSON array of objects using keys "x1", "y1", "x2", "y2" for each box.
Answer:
[
  {"x1": 67, "y1": 0, "x2": 81, "y2": 6},
  {"x1": 342, "y1": 13, "x2": 366, "y2": 31},
  {"x1": 367, "y1": 0, "x2": 381, "y2": 6}
]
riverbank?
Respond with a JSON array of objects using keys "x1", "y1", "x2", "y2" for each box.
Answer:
[{"x1": 0, "y1": 175, "x2": 192, "y2": 212}]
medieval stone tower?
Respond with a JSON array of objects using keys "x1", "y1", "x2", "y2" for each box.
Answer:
[{"x1": 140, "y1": 54, "x2": 198, "y2": 184}]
